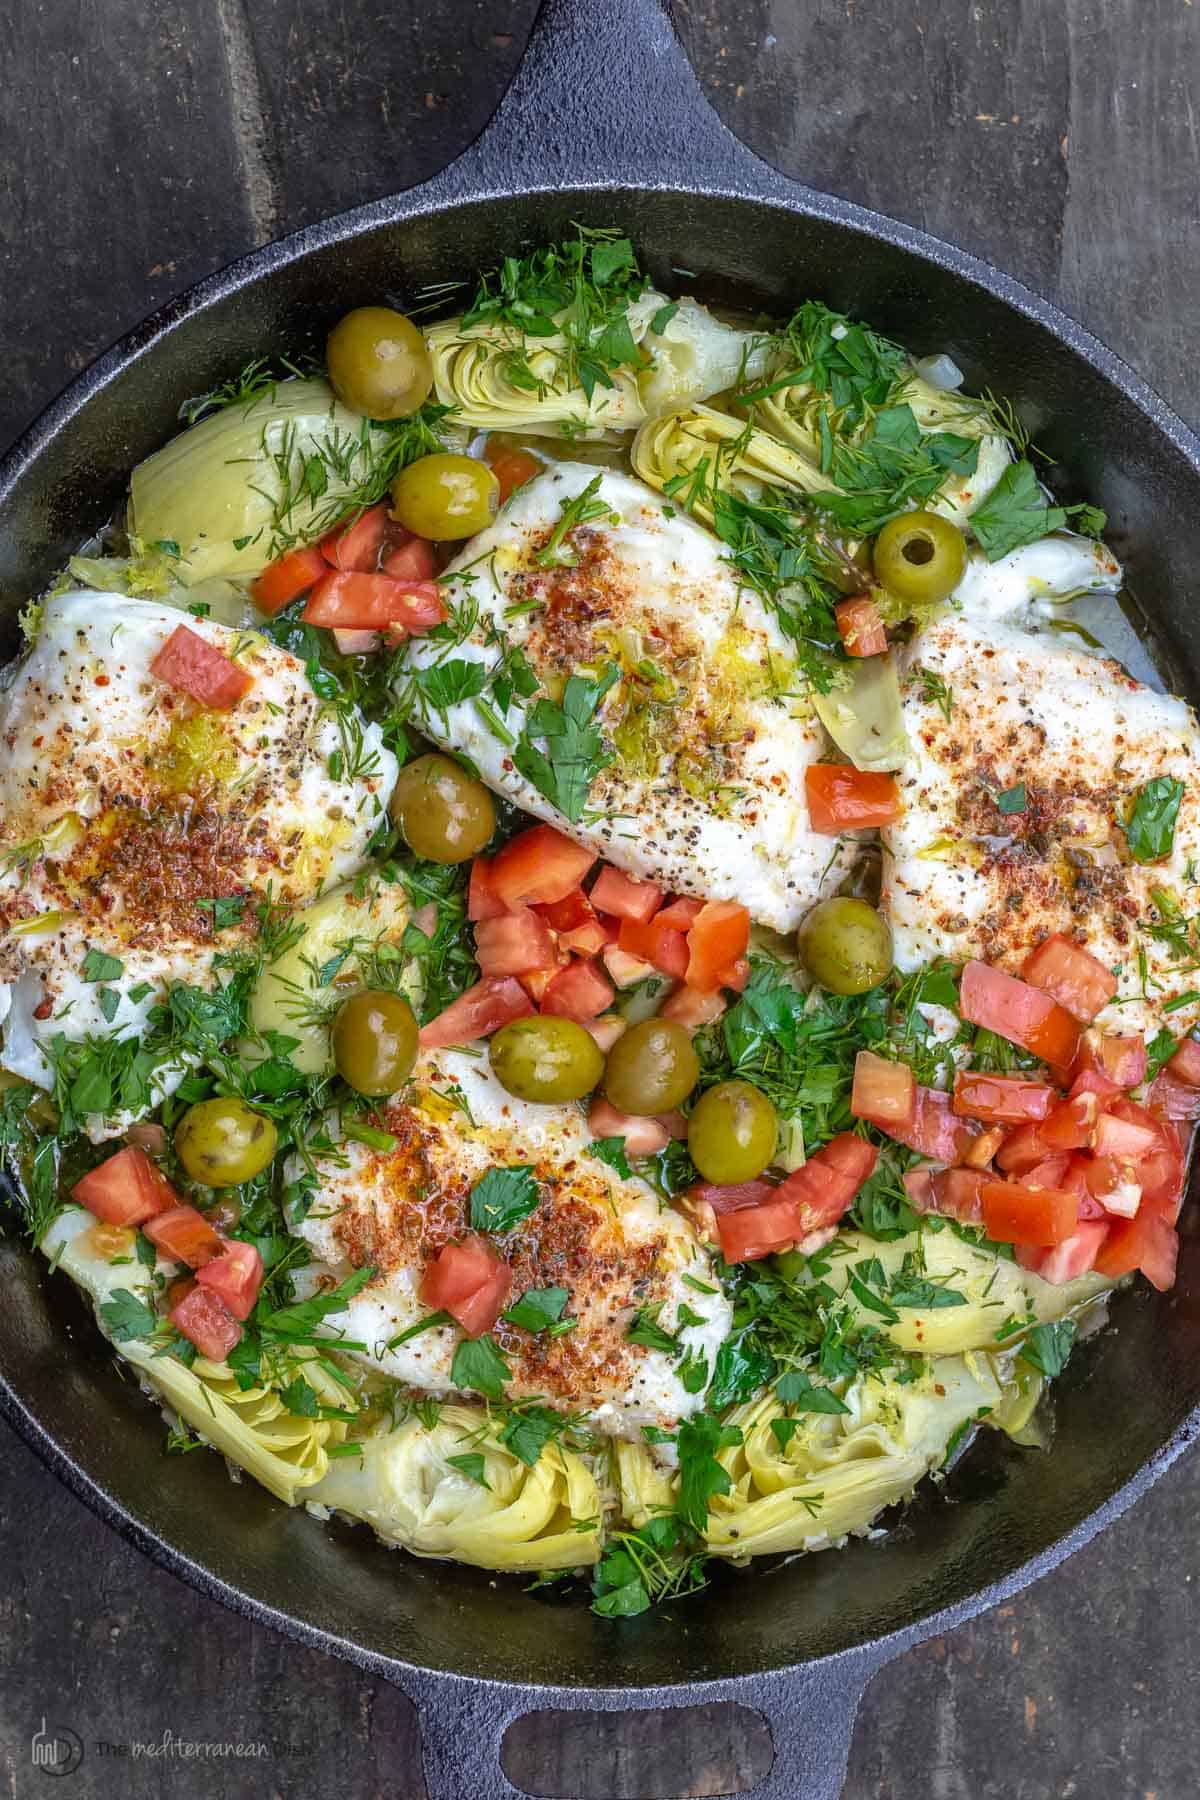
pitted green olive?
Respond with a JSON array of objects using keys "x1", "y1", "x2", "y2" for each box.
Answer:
[
  {"x1": 332, "y1": 989, "x2": 419, "y2": 1097},
  {"x1": 175, "y1": 1097, "x2": 278, "y2": 1188},
  {"x1": 603, "y1": 1019, "x2": 699, "y2": 1117},
  {"x1": 799, "y1": 897, "x2": 893, "y2": 996},
  {"x1": 873, "y1": 510, "x2": 965, "y2": 606}
]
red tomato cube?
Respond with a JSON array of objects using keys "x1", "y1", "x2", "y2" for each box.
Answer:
[
  {"x1": 684, "y1": 900, "x2": 750, "y2": 992},
  {"x1": 805, "y1": 764, "x2": 901, "y2": 832},
  {"x1": 959, "y1": 961, "x2": 1080, "y2": 1069},
  {"x1": 590, "y1": 866, "x2": 662, "y2": 923},
  {"x1": 468, "y1": 856, "x2": 507, "y2": 922},
  {"x1": 1021, "y1": 933, "x2": 1118, "y2": 1024},
  {"x1": 144, "y1": 1205, "x2": 226, "y2": 1269},
  {"x1": 980, "y1": 1180, "x2": 1077, "y2": 1246},
  {"x1": 1035, "y1": 1220, "x2": 1110, "y2": 1285},
  {"x1": 420, "y1": 1236, "x2": 513, "y2": 1337},
  {"x1": 170, "y1": 1286, "x2": 242, "y2": 1360},
  {"x1": 587, "y1": 1098, "x2": 671, "y2": 1156},
  {"x1": 303, "y1": 572, "x2": 445, "y2": 633},
  {"x1": 490, "y1": 826, "x2": 596, "y2": 910},
  {"x1": 320, "y1": 503, "x2": 389, "y2": 572},
  {"x1": 618, "y1": 915, "x2": 689, "y2": 981},
  {"x1": 1095, "y1": 1209, "x2": 1179, "y2": 1291},
  {"x1": 851, "y1": 1050, "x2": 916, "y2": 1128},
  {"x1": 251, "y1": 544, "x2": 328, "y2": 615},
  {"x1": 540, "y1": 958, "x2": 615, "y2": 1021},
  {"x1": 71, "y1": 1146, "x2": 178, "y2": 1227},
  {"x1": 716, "y1": 1191, "x2": 804, "y2": 1263},
  {"x1": 834, "y1": 595, "x2": 887, "y2": 657},
  {"x1": 418, "y1": 975, "x2": 534, "y2": 1049},
  {"x1": 952, "y1": 1072, "x2": 1055, "y2": 1124},
  {"x1": 195, "y1": 1239, "x2": 264, "y2": 1321},
  {"x1": 474, "y1": 908, "x2": 557, "y2": 977},
  {"x1": 775, "y1": 1133, "x2": 878, "y2": 1234},
  {"x1": 150, "y1": 625, "x2": 254, "y2": 711},
  {"x1": 381, "y1": 536, "x2": 438, "y2": 582},
  {"x1": 884, "y1": 1086, "x2": 974, "y2": 1165},
  {"x1": 655, "y1": 896, "x2": 704, "y2": 930}
]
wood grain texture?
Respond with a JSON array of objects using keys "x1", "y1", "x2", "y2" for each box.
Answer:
[{"x1": 2, "y1": 2, "x2": 1200, "y2": 1796}]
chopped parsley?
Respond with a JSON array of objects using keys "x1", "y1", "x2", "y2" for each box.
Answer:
[
  {"x1": 1019, "y1": 1319, "x2": 1077, "y2": 1378},
  {"x1": 450, "y1": 1333, "x2": 511, "y2": 1400},
  {"x1": 80, "y1": 949, "x2": 124, "y2": 983},
  {"x1": 502, "y1": 1286, "x2": 571, "y2": 1333},
  {"x1": 513, "y1": 665, "x2": 619, "y2": 823},
  {"x1": 1124, "y1": 776, "x2": 1185, "y2": 863},
  {"x1": 468, "y1": 1165, "x2": 540, "y2": 1235}
]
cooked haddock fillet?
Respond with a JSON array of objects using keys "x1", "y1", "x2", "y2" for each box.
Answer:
[
  {"x1": 883, "y1": 603, "x2": 1200, "y2": 1037},
  {"x1": 397, "y1": 463, "x2": 854, "y2": 932},
  {"x1": 291, "y1": 1049, "x2": 731, "y2": 1435},
  {"x1": 0, "y1": 591, "x2": 396, "y2": 1123}
]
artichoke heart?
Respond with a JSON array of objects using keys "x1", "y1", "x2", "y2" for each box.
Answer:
[
  {"x1": 703, "y1": 1354, "x2": 1002, "y2": 1559},
  {"x1": 39, "y1": 1208, "x2": 349, "y2": 1505},
  {"x1": 632, "y1": 403, "x2": 838, "y2": 527},
  {"x1": 128, "y1": 378, "x2": 381, "y2": 584},
  {"x1": 307, "y1": 1403, "x2": 603, "y2": 1571},
  {"x1": 247, "y1": 873, "x2": 414, "y2": 1075},
  {"x1": 812, "y1": 652, "x2": 909, "y2": 773}
]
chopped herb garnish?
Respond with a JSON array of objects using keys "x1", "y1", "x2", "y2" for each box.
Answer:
[
  {"x1": 468, "y1": 1165, "x2": 540, "y2": 1235},
  {"x1": 512, "y1": 665, "x2": 619, "y2": 823},
  {"x1": 450, "y1": 1333, "x2": 511, "y2": 1400},
  {"x1": 1124, "y1": 776, "x2": 1185, "y2": 864}
]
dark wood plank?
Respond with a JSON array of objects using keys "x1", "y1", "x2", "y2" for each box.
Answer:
[{"x1": 4, "y1": 3, "x2": 1200, "y2": 1798}]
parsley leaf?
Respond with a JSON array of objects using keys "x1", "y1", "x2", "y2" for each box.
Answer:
[
  {"x1": 446, "y1": 1452, "x2": 492, "y2": 1489},
  {"x1": 450, "y1": 1333, "x2": 511, "y2": 1400},
  {"x1": 413, "y1": 658, "x2": 490, "y2": 714},
  {"x1": 503, "y1": 1286, "x2": 570, "y2": 1333},
  {"x1": 195, "y1": 895, "x2": 246, "y2": 931},
  {"x1": 81, "y1": 948, "x2": 124, "y2": 983},
  {"x1": 969, "y1": 460, "x2": 1066, "y2": 561},
  {"x1": 650, "y1": 301, "x2": 680, "y2": 335},
  {"x1": 499, "y1": 1403, "x2": 564, "y2": 1466},
  {"x1": 1019, "y1": 1319, "x2": 1076, "y2": 1378},
  {"x1": 775, "y1": 1369, "x2": 850, "y2": 1413},
  {"x1": 675, "y1": 1412, "x2": 742, "y2": 1533},
  {"x1": 513, "y1": 665, "x2": 619, "y2": 822},
  {"x1": 468, "y1": 1165, "x2": 540, "y2": 1234},
  {"x1": 1124, "y1": 776, "x2": 1185, "y2": 863},
  {"x1": 996, "y1": 781, "x2": 1027, "y2": 815},
  {"x1": 626, "y1": 1308, "x2": 678, "y2": 1354},
  {"x1": 1146, "y1": 1028, "x2": 1179, "y2": 1080},
  {"x1": 99, "y1": 1289, "x2": 158, "y2": 1344},
  {"x1": 261, "y1": 1267, "x2": 376, "y2": 1341},
  {"x1": 586, "y1": 1136, "x2": 633, "y2": 1179}
]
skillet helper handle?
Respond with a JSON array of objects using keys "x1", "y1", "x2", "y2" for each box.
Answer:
[
  {"x1": 405, "y1": 1657, "x2": 879, "y2": 1800},
  {"x1": 432, "y1": 0, "x2": 774, "y2": 198}
]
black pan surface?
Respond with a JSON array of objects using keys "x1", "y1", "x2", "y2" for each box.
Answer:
[{"x1": 2, "y1": 3, "x2": 1199, "y2": 1795}]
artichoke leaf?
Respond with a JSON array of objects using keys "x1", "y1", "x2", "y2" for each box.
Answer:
[{"x1": 812, "y1": 652, "x2": 909, "y2": 772}]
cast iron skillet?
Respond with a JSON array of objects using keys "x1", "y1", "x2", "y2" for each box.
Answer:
[{"x1": 3, "y1": 2, "x2": 1200, "y2": 1795}]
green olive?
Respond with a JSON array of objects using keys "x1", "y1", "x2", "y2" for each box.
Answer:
[
  {"x1": 390, "y1": 453, "x2": 500, "y2": 540},
  {"x1": 603, "y1": 1018, "x2": 700, "y2": 1117},
  {"x1": 873, "y1": 510, "x2": 966, "y2": 606},
  {"x1": 332, "y1": 989, "x2": 419, "y2": 1097},
  {"x1": 799, "y1": 896, "x2": 893, "y2": 996},
  {"x1": 490, "y1": 1016, "x2": 604, "y2": 1105},
  {"x1": 388, "y1": 753, "x2": 495, "y2": 863},
  {"x1": 687, "y1": 1080, "x2": 779, "y2": 1185},
  {"x1": 175, "y1": 1097, "x2": 278, "y2": 1188},
  {"x1": 326, "y1": 306, "x2": 433, "y2": 420}
]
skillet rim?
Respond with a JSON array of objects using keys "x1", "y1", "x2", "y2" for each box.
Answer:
[{"x1": 2, "y1": 166, "x2": 1200, "y2": 1703}]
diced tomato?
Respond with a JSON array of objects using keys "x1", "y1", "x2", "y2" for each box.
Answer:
[
  {"x1": 302, "y1": 571, "x2": 446, "y2": 634},
  {"x1": 1127, "y1": 1109, "x2": 1186, "y2": 1225},
  {"x1": 952, "y1": 1071, "x2": 1055, "y2": 1125},
  {"x1": 143, "y1": 1204, "x2": 226, "y2": 1269},
  {"x1": 962, "y1": 1124, "x2": 1006, "y2": 1169},
  {"x1": 716, "y1": 1191, "x2": 805, "y2": 1263},
  {"x1": 995, "y1": 1121, "x2": 1053, "y2": 1174},
  {"x1": 1060, "y1": 1154, "x2": 1107, "y2": 1218},
  {"x1": 775, "y1": 1133, "x2": 879, "y2": 1235},
  {"x1": 541, "y1": 958, "x2": 615, "y2": 1021},
  {"x1": 1021, "y1": 933, "x2": 1118, "y2": 1024},
  {"x1": 381, "y1": 535, "x2": 438, "y2": 582},
  {"x1": 851, "y1": 1050, "x2": 916, "y2": 1129},
  {"x1": 980, "y1": 1180, "x2": 1077, "y2": 1247},
  {"x1": 320, "y1": 503, "x2": 389, "y2": 571},
  {"x1": 1040, "y1": 1090, "x2": 1099, "y2": 1151},
  {"x1": 419, "y1": 1236, "x2": 513, "y2": 1337},
  {"x1": 1084, "y1": 1155, "x2": 1142, "y2": 1218},
  {"x1": 468, "y1": 856, "x2": 507, "y2": 923},
  {"x1": 535, "y1": 887, "x2": 595, "y2": 933},
  {"x1": 331, "y1": 627, "x2": 381, "y2": 656},
  {"x1": 251, "y1": 544, "x2": 328, "y2": 614},
  {"x1": 475, "y1": 908, "x2": 556, "y2": 977},
  {"x1": 590, "y1": 866, "x2": 662, "y2": 923},
  {"x1": 1167, "y1": 1036, "x2": 1200, "y2": 1085},
  {"x1": 587, "y1": 1098, "x2": 671, "y2": 1155},
  {"x1": 1073, "y1": 1031, "x2": 1147, "y2": 1091},
  {"x1": 519, "y1": 962, "x2": 567, "y2": 1004},
  {"x1": 835, "y1": 595, "x2": 887, "y2": 657},
  {"x1": 692, "y1": 1179, "x2": 778, "y2": 1214},
  {"x1": 660, "y1": 985, "x2": 728, "y2": 1031},
  {"x1": 1035, "y1": 1220, "x2": 1110, "y2": 1286},
  {"x1": 805, "y1": 764, "x2": 901, "y2": 833},
  {"x1": 72, "y1": 1146, "x2": 177, "y2": 1227},
  {"x1": 195, "y1": 1239, "x2": 264, "y2": 1321},
  {"x1": 1095, "y1": 1210, "x2": 1179, "y2": 1291},
  {"x1": 884, "y1": 1086, "x2": 974, "y2": 1165},
  {"x1": 1017, "y1": 1152, "x2": 1072, "y2": 1190},
  {"x1": 419, "y1": 975, "x2": 534, "y2": 1048},
  {"x1": 685, "y1": 900, "x2": 750, "y2": 992},
  {"x1": 485, "y1": 442, "x2": 542, "y2": 505},
  {"x1": 1068, "y1": 1065, "x2": 1123, "y2": 1106},
  {"x1": 1092, "y1": 1110, "x2": 1160, "y2": 1160},
  {"x1": 619, "y1": 915, "x2": 689, "y2": 981},
  {"x1": 602, "y1": 943, "x2": 657, "y2": 989},
  {"x1": 903, "y1": 1168, "x2": 934, "y2": 1212},
  {"x1": 655, "y1": 896, "x2": 704, "y2": 930},
  {"x1": 150, "y1": 625, "x2": 254, "y2": 711},
  {"x1": 583, "y1": 1015, "x2": 627, "y2": 1053},
  {"x1": 930, "y1": 1166, "x2": 989, "y2": 1223},
  {"x1": 959, "y1": 961, "x2": 1080, "y2": 1069},
  {"x1": 1148, "y1": 1069, "x2": 1200, "y2": 1122},
  {"x1": 170, "y1": 1286, "x2": 242, "y2": 1361},
  {"x1": 491, "y1": 825, "x2": 596, "y2": 910},
  {"x1": 561, "y1": 922, "x2": 609, "y2": 955}
]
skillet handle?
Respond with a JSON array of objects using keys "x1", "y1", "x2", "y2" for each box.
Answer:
[
  {"x1": 428, "y1": 0, "x2": 780, "y2": 199},
  {"x1": 402, "y1": 1655, "x2": 880, "y2": 1800}
]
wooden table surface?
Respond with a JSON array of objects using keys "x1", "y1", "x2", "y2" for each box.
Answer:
[{"x1": 3, "y1": 2, "x2": 1200, "y2": 1795}]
